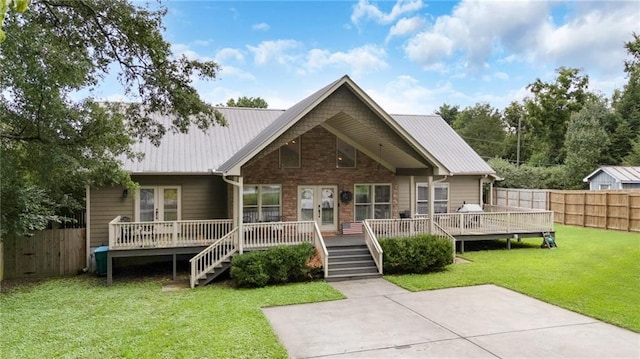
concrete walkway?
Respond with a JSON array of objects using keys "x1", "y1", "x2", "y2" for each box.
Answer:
[{"x1": 262, "y1": 279, "x2": 639, "y2": 358}]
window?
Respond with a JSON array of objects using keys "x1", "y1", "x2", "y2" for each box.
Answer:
[
  {"x1": 337, "y1": 138, "x2": 356, "y2": 168},
  {"x1": 354, "y1": 184, "x2": 391, "y2": 220},
  {"x1": 243, "y1": 185, "x2": 281, "y2": 222},
  {"x1": 599, "y1": 184, "x2": 611, "y2": 190},
  {"x1": 416, "y1": 183, "x2": 449, "y2": 214},
  {"x1": 280, "y1": 137, "x2": 300, "y2": 168}
]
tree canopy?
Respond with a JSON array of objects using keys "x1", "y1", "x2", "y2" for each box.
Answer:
[
  {"x1": 223, "y1": 96, "x2": 269, "y2": 108},
  {"x1": 0, "y1": 0, "x2": 224, "y2": 236}
]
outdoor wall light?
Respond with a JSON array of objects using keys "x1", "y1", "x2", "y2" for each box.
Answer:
[{"x1": 122, "y1": 189, "x2": 128, "y2": 198}]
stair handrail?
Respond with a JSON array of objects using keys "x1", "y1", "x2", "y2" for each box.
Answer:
[
  {"x1": 311, "y1": 222, "x2": 329, "y2": 279},
  {"x1": 362, "y1": 220, "x2": 383, "y2": 274},
  {"x1": 189, "y1": 227, "x2": 238, "y2": 288},
  {"x1": 433, "y1": 221, "x2": 456, "y2": 261}
]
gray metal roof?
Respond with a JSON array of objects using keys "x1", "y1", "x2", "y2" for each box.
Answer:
[
  {"x1": 391, "y1": 114, "x2": 495, "y2": 175},
  {"x1": 123, "y1": 76, "x2": 494, "y2": 176},
  {"x1": 583, "y1": 166, "x2": 640, "y2": 183},
  {"x1": 122, "y1": 107, "x2": 282, "y2": 174}
]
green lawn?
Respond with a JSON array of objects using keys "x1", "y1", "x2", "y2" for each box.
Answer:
[
  {"x1": 2, "y1": 225, "x2": 638, "y2": 358},
  {"x1": 1, "y1": 278, "x2": 344, "y2": 358},
  {"x1": 385, "y1": 224, "x2": 640, "y2": 332}
]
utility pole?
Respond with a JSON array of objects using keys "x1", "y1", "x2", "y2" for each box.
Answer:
[{"x1": 516, "y1": 116, "x2": 522, "y2": 166}]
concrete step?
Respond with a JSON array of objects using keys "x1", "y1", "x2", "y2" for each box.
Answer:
[
  {"x1": 325, "y1": 273, "x2": 382, "y2": 282},
  {"x1": 329, "y1": 260, "x2": 377, "y2": 269},
  {"x1": 328, "y1": 265, "x2": 379, "y2": 277}
]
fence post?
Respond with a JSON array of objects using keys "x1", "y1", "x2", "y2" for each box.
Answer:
[
  {"x1": 582, "y1": 192, "x2": 587, "y2": 227},
  {"x1": 563, "y1": 192, "x2": 567, "y2": 225}
]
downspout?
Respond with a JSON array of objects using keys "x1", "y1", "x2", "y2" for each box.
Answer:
[
  {"x1": 85, "y1": 185, "x2": 91, "y2": 271},
  {"x1": 222, "y1": 174, "x2": 244, "y2": 254}
]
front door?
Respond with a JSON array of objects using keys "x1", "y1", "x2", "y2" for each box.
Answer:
[{"x1": 298, "y1": 186, "x2": 338, "y2": 232}]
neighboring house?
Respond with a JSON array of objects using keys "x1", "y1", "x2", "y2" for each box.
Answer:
[
  {"x1": 583, "y1": 166, "x2": 640, "y2": 190},
  {"x1": 86, "y1": 75, "x2": 552, "y2": 285}
]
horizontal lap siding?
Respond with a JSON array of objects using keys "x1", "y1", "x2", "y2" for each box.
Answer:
[
  {"x1": 89, "y1": 175, "x2": 227, "y2": 247},
  {"x1": 414, "y1": 175, "x2": 481, "y2": 213},
  {"x1": 397, "y1": 176, "x2": 411, "y2": 213}
]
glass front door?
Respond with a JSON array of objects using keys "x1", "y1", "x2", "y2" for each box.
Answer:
[
  {"x1": 298, "y1": 186, "x2": 338, "y2": 232},
  {"x1": 136, "y1": 186, "x2": 181, "y2": 222}
]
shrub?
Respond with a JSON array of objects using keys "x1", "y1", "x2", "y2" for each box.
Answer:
[
  {"x1": 230, "y1": 243, "x2": 317, "y2": 288},
  {"x1": 379, "y1": 235, "x2": 453, "y2": 274}
]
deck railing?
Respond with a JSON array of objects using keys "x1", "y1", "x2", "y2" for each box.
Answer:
[
  {"x1": 108, "y1": 217, "x2": 234, "y2": 249},
  {"x1": 366, "y1": 218, "x2": 430, "y2": 238},
  {"x1": 242, "y1": 221, "x2": 317, "y2": 249},
  {"x1": 434, "y1": 211, "x2": 553, "y2": 235},
  {"x1": 311, "y1": 222, "x2": 329, "y2": 279},
  {"x1": 189, "y1": 228, "x2": 238, "y2": 288},
  {"x1": 432, "y1": 221, "x2": 457, "y2": 261},
  {"x1": 362, "y1": 220, "x2": 384, "y2": 274}
]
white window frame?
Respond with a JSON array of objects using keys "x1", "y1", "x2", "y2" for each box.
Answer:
[
  {"x1": 336, "y1": 138, "x2": 356, "y2": 168},
  {"x1": 280, "y1": 137, "x2": 301, "y2": 168},
  {"x1": 243, "y1": 184, "x2": 282, "y2": 222},
  {"x1": 599, "y1": 184, "x2": 611, "y2": 190},
  {"x1": 416, "y1": 182, "x2": 449, "y2": 214},
  {"x1": 134, "y1": 186, "x2": 182, "y2": 222},
  {"x1": 354, "y1": 183, "x2": 392, "y2": 220}
]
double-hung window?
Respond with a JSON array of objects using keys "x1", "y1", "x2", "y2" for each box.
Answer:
[
  {"x1": 243, "y1": 185, "x2": 282, "y2": 222},
  {"x1": 416, "y1": 183, "x2": 449, "y2": 214},
  {"x1": 354, "y1": 184, "x2": 391, "y2": 220}
]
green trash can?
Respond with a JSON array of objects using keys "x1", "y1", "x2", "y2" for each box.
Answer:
[{"x1": 95, "y1": 246, "x2": 109, "y2": 276}]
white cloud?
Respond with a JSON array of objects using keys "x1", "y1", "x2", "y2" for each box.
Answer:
[
  {"x1": 386, "y1": 16, "x2": 425, "y2": 42},
  {"x1": 403, "y1": 0, "x2": 639, "y2": 77},
  {"x1": 247, "y1": 40, "x2": 302, "y2": 66},
  {"x1": 351, "y1": 0, "x2": 423, "y2": 26},
  {"x1": 218, "y1": 66, "x2": 255, "y2": 81},
  {"x1": 215, "y1": 48, "x2": 245, "y2": 63},
  {"x1": 252, "y1": 22, "x2": 270, "y2": 31},
  {"x1": 305, "y1": 45, "x2": 387, "y2": 75},
  {"x1": 171, "y1": 43, "x2": 212, "y2": 61}
]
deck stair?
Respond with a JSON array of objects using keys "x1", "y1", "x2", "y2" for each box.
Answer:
[
  {"x1": 325, "y1": 239, "x2": 380, "y2": 281},
  {"x1": 193, "y1": 260, "x2": 232, "y2": 287}
]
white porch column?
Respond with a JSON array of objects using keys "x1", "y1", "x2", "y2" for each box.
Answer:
[
  {"x1": 428, "y1": 175, "x2": 434, "y2": 234},
  {"x1": 409, "y1": 175, "x2": 416, "y2": 217},
  {"x1": 237, "y1": 176, "x2": 244, "y2": 254}
]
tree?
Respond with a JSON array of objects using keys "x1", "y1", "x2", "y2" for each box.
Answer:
[
  {"x1": 0, "y1": 0, "x2": 224, "y2": 237},
  {"x1": 452, "y1": 103, "x2": 506, "y2": 160},
  {"x1": 564, "y1": 99, "x2": 611, "y2": 188},
  {"x1": 223, "y1": 96, "x2": 268, "y2": 108},
  {"x1": 0, "y1": 0, "x2": 29, "y2": 43},
  {"x1": 612, "y1": 33, "x2": 640, "y2": 160},
  {"x1": 435, "y1": 103, "x2": 459, "y2": 126},
  {"x1": 524, "y1": 67, "x2": 592, "y2": 165},
  {"x1": 623, "y1": 134, "x2": 640, "y2": 165}
]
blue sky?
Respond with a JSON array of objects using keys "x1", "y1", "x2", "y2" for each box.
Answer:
[{"x1": 104, "y1": 0, "x2": 640, "y2": 114}]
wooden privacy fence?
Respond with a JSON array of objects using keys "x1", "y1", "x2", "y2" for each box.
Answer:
[
  {"x1": 494, "y1": 188, "x2": 550, "y2": 210},
  {"x1": 550, "y1": 191, "x2": 640, "y2": 232},
  {"x1": 2, "y1": 228, "x2": 86, "y2": 280}
]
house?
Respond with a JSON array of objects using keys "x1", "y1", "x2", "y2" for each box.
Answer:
[
  {"x1": 583, "y1": 166, "x2": 640, "y2": 190},
  {"x1": 86, "y1": 75, "x2": 553, "y2": 286}
]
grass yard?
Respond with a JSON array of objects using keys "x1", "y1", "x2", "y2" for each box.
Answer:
[
  {"x1": 386, "y1": 224, "x2": 640, "y2": 332},
  {"x1": 1, "y1": 277, "x2": 344, "y2": 358}
]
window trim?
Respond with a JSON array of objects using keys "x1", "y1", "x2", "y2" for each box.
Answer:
[
  {"x1": 416, "y1": 182, "x2": 449, "y2": 214},
  {"x1": 354, "y1": 183, "x2": 392, "y2": 220},
  {"x1": 598, "y1": 184, "x2": 611, "y2": 190},
  {"x1": 242, "y1": 184, "x2": 282, "y2": 222},
  {"x1": 336, "y1": 137, "x2": 356, "y2": 168},
  {"x1": 279, "y1": 137, "x2": 301, "y2": 168}
]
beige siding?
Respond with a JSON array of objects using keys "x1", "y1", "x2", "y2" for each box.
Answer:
[
  {"x1": 89, "y1": 175, "x2": 228, "y2": 247},
  {"x1": 414, "y1": 175, "x2": 481, "y2": 213},
  {"x1": 397, "y1": 176, "x2": 411, "y2": 213}
]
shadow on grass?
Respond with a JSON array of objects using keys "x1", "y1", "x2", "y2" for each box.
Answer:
[{"x1": 458, "y1": 238, "x2": 542, "y2": 252}]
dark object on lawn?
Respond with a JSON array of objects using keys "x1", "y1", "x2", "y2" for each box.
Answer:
[{"x1": 541, "y1": 232, "x2": 557, "y2": 249}]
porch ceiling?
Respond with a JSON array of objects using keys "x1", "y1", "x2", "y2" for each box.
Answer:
[{"x1": 323, "y1": 112, "x2": 431, "y2": 171}]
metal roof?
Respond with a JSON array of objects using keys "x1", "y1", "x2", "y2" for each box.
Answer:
[
  {"x1": 392, "y1": 114, "x2": 495, "y2": 175},
  {"x1": 583, "y1": 166, "x2": 640, "y2": 183},
  {"x1": 122, "y1": 107, "x2": 282, "y2": 174},
  {"x1": 123, "y1": 75, "x2": 495, "y2": 176}
]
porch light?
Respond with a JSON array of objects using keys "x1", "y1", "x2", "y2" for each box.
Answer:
[{"x1": 122, "y1": 189, "x2": 128, "y2": 198}]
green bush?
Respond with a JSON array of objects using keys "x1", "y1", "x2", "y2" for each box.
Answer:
[
  {"x1": 231, "y1": 243, "x2": 316, "y2": 288},
  {"x1": 379, "y1": 235, "x2": 453, "y2": 274}
]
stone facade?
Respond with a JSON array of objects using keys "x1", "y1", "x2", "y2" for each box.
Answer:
[{"x1": 243, "y1": 125, "x2": 399, "y2": 230}]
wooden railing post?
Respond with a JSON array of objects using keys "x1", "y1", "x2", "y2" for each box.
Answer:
[{"x1": 172, "y1": 222, "x2": 178, "y2": 246}]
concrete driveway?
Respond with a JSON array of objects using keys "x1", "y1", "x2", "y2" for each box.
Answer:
[{"x1": 262, "y1": 280, "x2": 639, "y2": 358}]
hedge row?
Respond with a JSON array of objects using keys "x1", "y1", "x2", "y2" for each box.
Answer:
[
  {"x1": 230, "y1": 243, "x2": 321, "y2": 288},
  {"x1": 379, "y1": 235, "x2": 453, "y2": 274}
]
